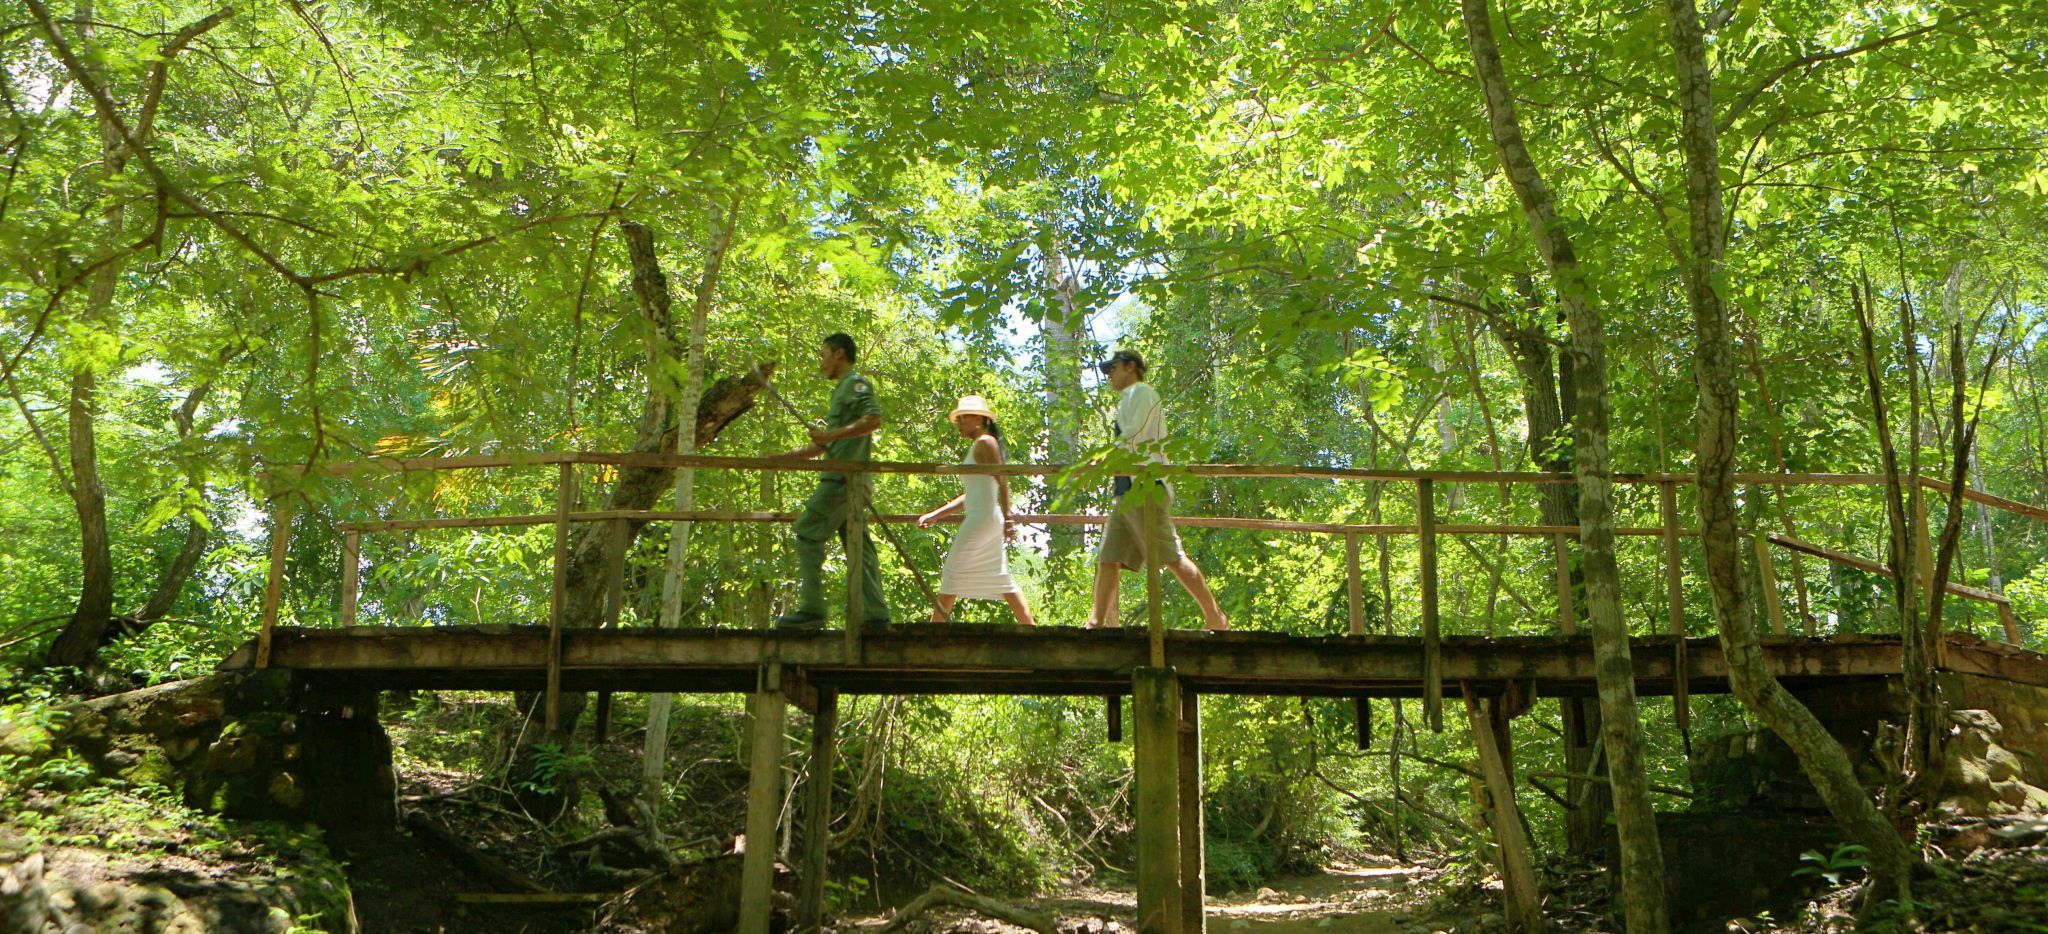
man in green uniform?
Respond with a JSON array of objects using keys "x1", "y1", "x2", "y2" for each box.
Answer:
[{"x1": 775, "y1": 333, "x2": 892, "y2": 629}]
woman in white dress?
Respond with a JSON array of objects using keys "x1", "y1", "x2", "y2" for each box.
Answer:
[{"x1": 916, "y1": 395, "x2": 1036, "y2": 625}]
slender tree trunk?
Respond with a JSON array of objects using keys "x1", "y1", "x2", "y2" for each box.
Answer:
[
  {"x1": 1043, "y1": 238, "x2": 1085, "y2": 556},
  {"x1": 1491, "y1": 298, "x2": 1610, "y2": 856},
  {"x1": 48, "y1": 370, "x2": 117, "y2": 671},
  {"x1": 645, "y1": 199, "x2": 739, "y2": 810},
  {"x1": 1460, "y1": 3, "x2": 1664, "y2": 926},
  {"x1": 1663, "y1": 0, "x2": 1918, "y2": 902},
  {"x1": 133, "y1": 521, "x2": 209, "y2": 624}
]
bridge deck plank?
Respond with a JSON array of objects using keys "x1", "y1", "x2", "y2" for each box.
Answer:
[{"x1": 219, "y1": 626, "x2": 2046, "y2": 696}]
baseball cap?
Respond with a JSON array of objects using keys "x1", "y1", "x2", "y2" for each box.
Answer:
[{"x1": 1095, "y1": 349, "x2": 1145, "y2": 374}]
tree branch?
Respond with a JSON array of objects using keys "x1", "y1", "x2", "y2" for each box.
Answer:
[{"x1": 1720, "y1": 19, "x2": 1952, "y2": 129}]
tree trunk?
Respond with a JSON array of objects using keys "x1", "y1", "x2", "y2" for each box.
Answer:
[
  {"x1": 133, "y1": 520, "x2": 210, "y2": 625},
  {"x1": 45, "y1": 6, "x2": 126, "y2": 673},
  {"x1": 555, "y1": 220, "x2": 758, "y2": 627},
  {"x1": 1492, "y1": 303, "x2": 1609, "y2": 856},
  {"x1": 47, "y1": 369, "x2": 118, "y2": 671},
  {"x1": 1043, "y1": 239, "x2": 1086, "y2": 557},
  {"x1": 1460, "y1": 2, "x2": 1667, "y2": 927},
  {"x1": 1662, "y1": 0, "x2": 1918, "y2": 902}
]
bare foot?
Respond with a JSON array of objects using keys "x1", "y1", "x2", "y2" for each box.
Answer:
[
  {"x1": 1203, "y1": 615, "x2": 1231, "y2": 632},
  {"x1": 1084, "y1": 618, "x2": 1121, "y2": 630}
]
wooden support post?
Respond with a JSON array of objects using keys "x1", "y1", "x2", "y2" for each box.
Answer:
[
  {"x1": 1659, "y1": 481, "x2": 1690, "y2": 739},
  {"x1": 1107, "y1": 695, "x2": 1124, "y2": 743},
  {"x1": 1133, "y1": 666, "x2": 1184, "y2": 933},
  {"x1": 1355, "y1": 697, "x2": 1372, "y2": 751},
  {"x1": 2000, "y1": 603, "x2": 2023, "y2": 644},
  {"x1": 1417, "y1": 479, "x2": 1443, "y2": 731},
  {"x1": 739, "y1": 665, "x2": 787, "y2": 934},
  {"x1": 1179, "y1": 684, "x2": 1206, "y2": 934},
  {"x1": 796, "y1": 688, "x2": 839, "y2": 932},
  {"x1": 1345, "y1": 532, "x2": 1364, "y2": 636},
  {"x1": 255, "y1": 496, "x2": 295, "y2": 669},
  {"x1": 1465, "y1": 689, "x2": 1542, "y2": 931},
  {"x1": 845, "y1": 472, "x2": 867, "y2": 663},
  {"x1": 546, "y1": 464, "x2": 576, "y2": 732},
  {"x1": 1552, "y1": 533, "x2": 1577, "y2": 636},
  {"x1": 339, "y1": 530, "x2": 360, "y2": 628},
  {"x1": 1752, "y1": 530, "x2": 1788, "y2": 635}
]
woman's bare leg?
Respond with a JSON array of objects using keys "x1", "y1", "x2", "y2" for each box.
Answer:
[
  {"x1": 1002, "y1": 591, "x2": 1037, "y2": 626},
  {"x1": 931, "y1": 593, "x2": 959, "y2": 623}
]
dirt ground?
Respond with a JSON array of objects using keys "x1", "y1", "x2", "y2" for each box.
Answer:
[{"x1": 841, "y1": 857, "x2": 1447, "y2": 933}]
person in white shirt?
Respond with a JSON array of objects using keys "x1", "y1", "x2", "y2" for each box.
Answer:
[{"x1": 1087, "y1": 350, "x2": 1230, "y2": 631}]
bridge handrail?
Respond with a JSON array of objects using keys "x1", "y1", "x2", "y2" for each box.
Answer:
[{"x1": 253, "y1": 451, "x2": 2048, "y2": 732}]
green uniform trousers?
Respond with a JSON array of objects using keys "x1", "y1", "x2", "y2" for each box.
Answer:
[{"x1": 793, "y1": 476, "x2": 890, "y2": 621}]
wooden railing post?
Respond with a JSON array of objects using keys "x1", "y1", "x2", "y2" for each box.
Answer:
[
  {"x1": 1551, "y1": 533, "x2": 1577, "y2": 635},
  {"x1": 845, "y1": 471, "x2": 867, "y2": 662},
  {"x1": 1659, "y1": 481, "x2": 1690, "y2": 739},
  {"x1": 1417, "y1": 479, "x2": 1442, "y2": 731},
  {"x1": 1147, "y1": 486, "x2": 1169, "y2": 668},
  {"x1": 545, "y1": 463, "x2": 575, "y2": 733},
  {"x1": 1345, "y1": 532, "x2": 1364, "y2": 636},
  {"x1": 255, "y1": 495, "x2": 295, "y2": 669},
  {"x1": 339, "y1": 530, "x2": 360, "y2": 628},
  {"x1": 603, "y1": 518, "x2": 629, "y2": 627},
  {"x1": 1752, "y1": 530, "x2": 1788, "y2": 635}
]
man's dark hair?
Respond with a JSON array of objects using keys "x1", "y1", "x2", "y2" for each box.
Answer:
[{"x1": 823, "y1": 332, "x2": 857, "y2": 364}]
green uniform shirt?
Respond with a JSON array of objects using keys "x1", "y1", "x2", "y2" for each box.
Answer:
[{"x1": 822, "y1": 371, "x2": 881, "y2": 476}]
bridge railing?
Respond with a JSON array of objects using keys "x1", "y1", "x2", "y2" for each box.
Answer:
[{"x1": 251, "y1": 452, "x2": 2045, "y2": 729}]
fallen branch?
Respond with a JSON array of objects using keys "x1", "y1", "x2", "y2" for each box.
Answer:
[
  {"x1": 1527, "y1": 769, "x2": 1693, "y2": 799},
  {"x1": 454, "y1": 892, "x2": 609, "y2": 905},
  {"x1": 1525, "y1": 775, "x2": 1575, "y2": 811},
  {"x1": 403, "y1": 811, "x2": 550, "y2": 894},
  {"x1": 871, "y1": 884, "x2": 1058, "y2": 934}
]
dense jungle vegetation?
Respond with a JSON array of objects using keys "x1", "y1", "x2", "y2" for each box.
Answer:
[{"x1": 4, "y1": 0, "x2": 2048, "y2": 930}]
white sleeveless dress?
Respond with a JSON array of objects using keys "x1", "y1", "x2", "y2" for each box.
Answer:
[{"x1": 938, "y1": 445, "x2": 1021, "y2": 599}]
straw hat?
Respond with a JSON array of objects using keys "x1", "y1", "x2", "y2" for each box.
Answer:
[{"x1": 948, "y1": 394, "x2": 997, "y2": 424}]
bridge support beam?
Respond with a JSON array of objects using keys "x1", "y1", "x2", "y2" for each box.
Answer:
[
  {"x1": 795, "y1": 687, "x2": 838, "y2": 932},
  {"x1": 1134, "y1": 666, "x2": 1186, "y2": 932},
  {"x1": 1178, "y1": 684, "x2": 1207, "y2": 933},
  {"x1": 1466, "y1": 688, "x2": 1541, "y2": 930},
  {"x1": 739, "y1": 665, "x2": 786, "y2": 934}
]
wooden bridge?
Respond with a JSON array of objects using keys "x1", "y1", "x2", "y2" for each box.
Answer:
[{"x1": 220, "y1": 451, "x2": 2048, "y2": 933}]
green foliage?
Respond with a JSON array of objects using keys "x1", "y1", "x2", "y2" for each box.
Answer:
[
  {"x1": 514, "y1": 740, "x2": 596, "y2": 798},
  {"x1": 1795, "y1": 843, "x2": 1871, "y2": 887},
  {"x1": 3, "y1": 0, "x2": 2048, "y2": 906}
]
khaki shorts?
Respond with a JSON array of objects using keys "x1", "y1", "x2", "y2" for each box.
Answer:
[{"x1": 1097, "y1": 485, "x2": 1185, "y2": 570}]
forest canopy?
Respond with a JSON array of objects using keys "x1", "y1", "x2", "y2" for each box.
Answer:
[{"x1": 4, "y1": 0, "x2": 2048, "y2": 926}]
